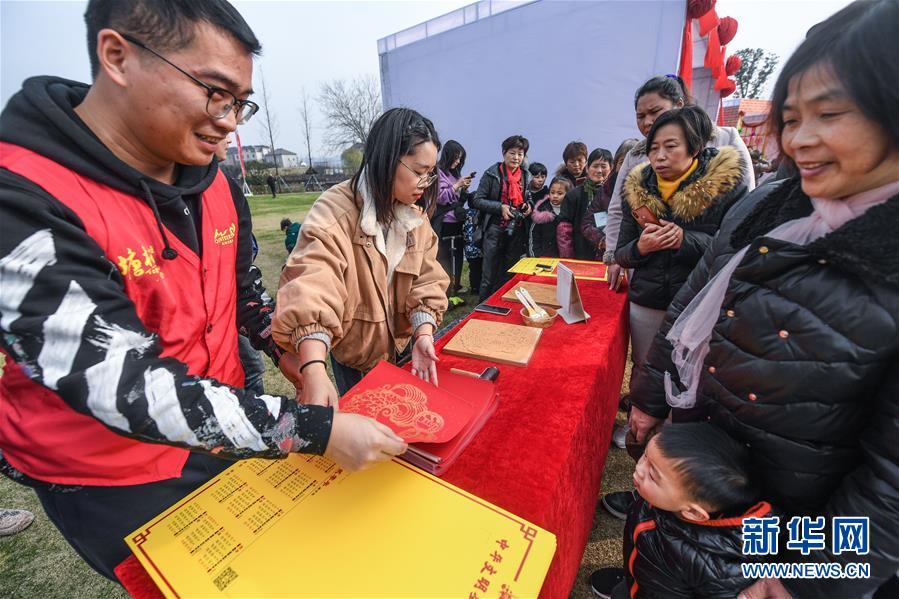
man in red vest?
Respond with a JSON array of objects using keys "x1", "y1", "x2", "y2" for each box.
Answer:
[{"x1": 0, "y1": 0, "x2": 405, "y2": 582}]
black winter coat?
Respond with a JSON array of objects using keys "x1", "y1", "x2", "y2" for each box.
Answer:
[
  {"x1": 528, "y1": 196, "x2": 560, "y2": 258},
  {"x1": 624, "y1": 497, "x2": 774, "y2": 598},
  {"x1": 470, "y1": 162, "x2": 532, "y2": 231},
  {"x1": 615, "y1": 147, "x2": 747, "y2": 310},
  {"x1": 632, "y1": 177, "x2": 899, "y2": 597},
  {"x1": 558, "y1": 181, "x2": 612, "y2": 260}
]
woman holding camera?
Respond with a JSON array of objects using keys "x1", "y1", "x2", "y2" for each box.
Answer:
[{"x1": 471, "y1": 135, "x2": 533, "y2": 300}]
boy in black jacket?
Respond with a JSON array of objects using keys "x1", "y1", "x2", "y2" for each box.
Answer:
[{"x1": 591, "y1": 423, "x2": 773, "y2": 598}]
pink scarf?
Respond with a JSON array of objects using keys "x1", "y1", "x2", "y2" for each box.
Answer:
[{"x1": 664, "y1": 179, "x2": 899, "y2": 409}]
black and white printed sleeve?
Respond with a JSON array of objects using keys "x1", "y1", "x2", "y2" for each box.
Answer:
[{"x1": 0, "y1": 169, "x2": 332, "y2": 459}]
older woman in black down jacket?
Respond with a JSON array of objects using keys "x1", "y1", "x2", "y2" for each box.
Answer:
[
  {"x1": 614, "y1": 105, "x2": 747, "y2": 410},
  {"x1": 627, "y1": 2, "x2": 899, "y2": 597}
]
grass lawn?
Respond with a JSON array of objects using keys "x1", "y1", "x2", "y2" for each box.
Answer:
[{"x1": 0, "y1": 189, "x2": 634, "y2": 598}]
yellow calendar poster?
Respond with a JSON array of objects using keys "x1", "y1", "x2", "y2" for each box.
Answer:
[
  {"x1": 507, "y1": 257, "x2": 608, "y2": 282},
  {"x1": 125, "y1": 455, "x2": 556, "y2": 598}
]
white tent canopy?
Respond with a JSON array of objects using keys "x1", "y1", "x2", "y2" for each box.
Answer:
[{"x1": 379, "y1": 0, "x2": 696, "y2": 184}]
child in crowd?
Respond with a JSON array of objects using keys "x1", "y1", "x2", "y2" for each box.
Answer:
[
  {"x1": 280, "y1": 217, "x2": 301, "y2": 254},
  {"x1": 528, "y1": 162, "x2": 548, "y2": 204},
  {"x1": 590, "y1": 423, "x2": 773, "y2": 599},
  {"x1": 461, "y1": 203, "x2": 483, "y2": 296},
  {"x1": 529, "y1": 176, "x2": 570, "y2": 257}
]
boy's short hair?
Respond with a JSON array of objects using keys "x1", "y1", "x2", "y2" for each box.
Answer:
[
  {"x1": 528, "y1": 162, "x2": 548, "y2": 177},
  {"x1": 280, "y1": 218, "x2": 292, "y2": 231},
  {"x1": 654, "y1": 423, "x2": 759, "y2": 513},
  {"x1": 547, "y1": 176, "x2": 573, "y2": 194},
  {"x1": 562, "y1": 141, "x2": 588, "y2": 162}
]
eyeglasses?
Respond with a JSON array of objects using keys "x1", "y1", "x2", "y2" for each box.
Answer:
[
  {"x1": 120, "y1": 33, "x2": 259, "y2": 125},
  {"x1": 399, "y1": 160, "x2": 438, "y2": 188}
]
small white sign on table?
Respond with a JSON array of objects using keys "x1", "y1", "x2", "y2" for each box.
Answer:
[{"x1": 555, "y1": 262, "x2": 590, "y2": 324}]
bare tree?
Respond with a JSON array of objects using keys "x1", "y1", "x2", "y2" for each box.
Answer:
[
  {"x1": 298, "y1": 86, "x2": 314, "y2": 170},
  {"x1": 257, "y1": 69, "x2": 281, "y2": 182},
  {"x1": 734, "y1": 48, "x2": 779, "y2": 99},
  {"x1": 318, "y1": 75, "x2": 382, "y2": 150}
]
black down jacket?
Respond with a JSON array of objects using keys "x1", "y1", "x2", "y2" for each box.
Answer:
[
  {"x1": 615, "y1": 146, "x2": 748, "y2": 310},
  {"x1": 623, "y1": 496, "x2": 775, "y2": 598},
  {"x1": 632, "y1": 177, "x2": 899, "y2": 597}
]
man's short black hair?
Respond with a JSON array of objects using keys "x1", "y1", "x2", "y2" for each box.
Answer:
[
  {"x1": 84, "y1": 0, "x2": 261, "y2": 78},
  {"x1": 654, "y1": 423, "x2": 759, "y2": 513},
  {"x1": 280, "y1": 218, "x2": 292, "y2": 231},
  {"x1": 562, "y1": 141, "x2": 588, "y2": 162},
  {"x1": 646, "y1": 105, "x2": 713, "y2": 158},
  {"x1": 528, "y1": 162, "x2": 547, "y2": 177}
]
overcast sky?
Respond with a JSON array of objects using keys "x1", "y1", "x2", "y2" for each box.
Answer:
[{"x1": 1, "y1": 0, "x2": 851, "y2": 160}]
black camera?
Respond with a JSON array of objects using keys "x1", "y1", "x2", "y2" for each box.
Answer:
[{"x1": 504, "y1": 206, "x2": 526, "y2": 236}]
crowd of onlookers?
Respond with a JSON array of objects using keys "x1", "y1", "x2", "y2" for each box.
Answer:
[
  {"x1": 426, "y1": 73, "x2": 757, "y2": 308},
  {"x1": 2, "y1": 1, "x2": 897, "y2": 598},
  {"x1": 427, "y1": 1, "x2": 899, "y2": 596}
]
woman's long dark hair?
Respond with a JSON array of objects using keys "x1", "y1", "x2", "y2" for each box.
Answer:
[
  {"x1": 438, "y1": 140, "x2": 466, "y2": 178},
  {"x1": 351, "y1": 107, "x2": 441, "y2": 226}
]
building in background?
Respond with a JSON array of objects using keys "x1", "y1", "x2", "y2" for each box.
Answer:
[
  {"x1": 239, "y1": 144, "x2": 271, "y2": 164},
  {"x1": 721, "y1": 97, "x2": 776, "y2": 159},
  {"x1": 266, "y1": 148, "x2": 301, "y2": 169}
]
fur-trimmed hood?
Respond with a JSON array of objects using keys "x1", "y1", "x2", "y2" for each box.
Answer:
[{"x1": 623, "y1": 145, "x2": 745, "y2": 222}]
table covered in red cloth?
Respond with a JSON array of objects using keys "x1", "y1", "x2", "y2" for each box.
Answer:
[{"x1": 115, "y1": 273, "x2": 629, "y2": 599}]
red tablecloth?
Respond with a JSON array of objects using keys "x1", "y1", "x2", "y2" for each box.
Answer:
[{"x1": 115, "y1": 273, "x2": 629, "y2": 599}]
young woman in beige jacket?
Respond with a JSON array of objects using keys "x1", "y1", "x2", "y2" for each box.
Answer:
[{"x1": 274, "y1": 108, "x2": 450, "y2": 417}]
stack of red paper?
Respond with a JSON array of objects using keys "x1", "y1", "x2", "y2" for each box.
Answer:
[{"x1": 340, "y1": 361, "x2": 498, "y2": 475}]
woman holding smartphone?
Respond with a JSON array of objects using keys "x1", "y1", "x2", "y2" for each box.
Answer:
[
  {"x1": 434, "y1": 140, "x2": 474, "y2": 297},
  {"x1": 274, "y1": 108, "x2": 449, "y2": 403},
  {"x1": 602, "y1": 75, "x2": 755, "y2": 291}
]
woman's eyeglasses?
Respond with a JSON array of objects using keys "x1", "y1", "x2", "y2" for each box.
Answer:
[{"x1": 399, "y1": 160, "x2": 438, "y2": 188}]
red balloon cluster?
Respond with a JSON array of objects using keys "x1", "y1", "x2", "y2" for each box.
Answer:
[
  {"x1": 718, "y1": 16, "x2": 738, "y2": 45},
  {"x1": 687, "y1": 0, "x2": 716, "y2": 19},
  {"x1": 679, "y1": 0, "x2": 740, "y2": 99},
  {"x1": 717, "y1": 79, "x2": 737, "y2": 98}
]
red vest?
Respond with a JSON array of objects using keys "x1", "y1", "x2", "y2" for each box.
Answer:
[{"x1": 0, "y1": 142, "x2": 244, "y2": 486}]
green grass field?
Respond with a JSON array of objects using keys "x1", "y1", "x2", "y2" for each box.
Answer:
[{"x1": 0, "y1": 191, "x2": 633, "y2": 598}]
